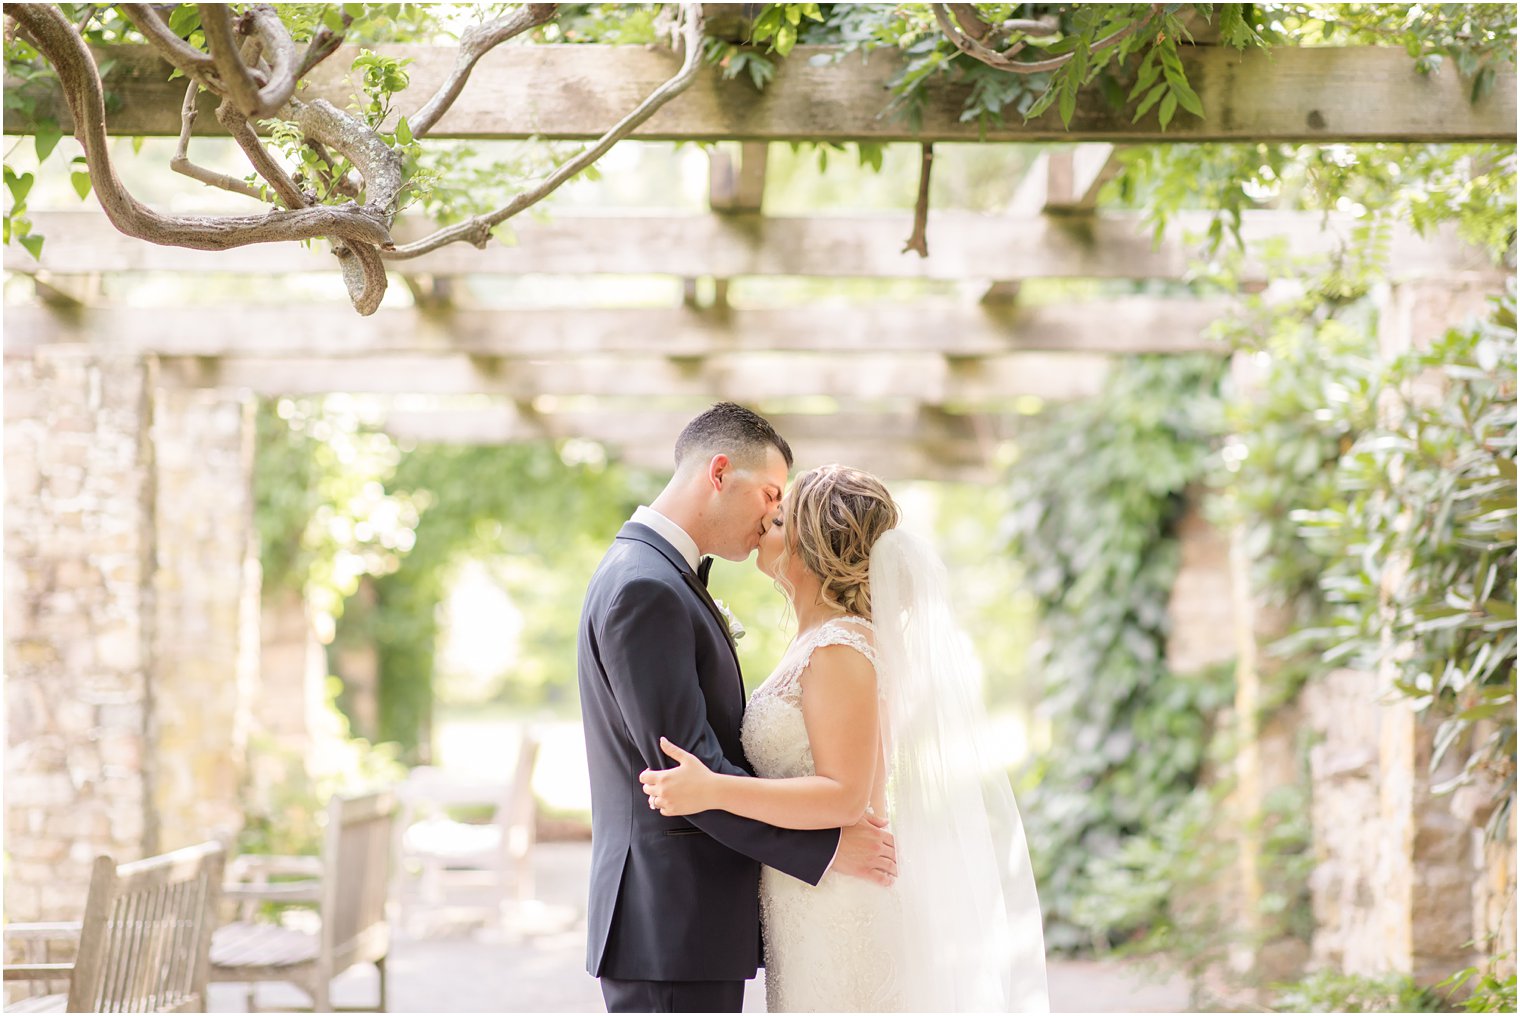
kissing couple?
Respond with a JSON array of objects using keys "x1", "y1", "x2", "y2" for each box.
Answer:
[{"x1": 577, "y1": 403, "x2": 1048, "y2": 1013}]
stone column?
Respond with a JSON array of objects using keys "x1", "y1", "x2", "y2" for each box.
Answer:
[
  {"x1": 3, "y1": 350, "x2": 155, "y2": 922},
  {"x1": 1365, "y1": 278, "x2": 1495, "y2": 983},
  {"x1": 149, "y1": 386, "x2": 259, "y2": 854},
  {"x1": 3, "y1": 349, "x2": 260, "y2": 923},
  {"x1": 257, "y1": 587, "x2": 330, "y2": 764}
]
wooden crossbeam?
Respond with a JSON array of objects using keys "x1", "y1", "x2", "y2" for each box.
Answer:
[
  {"x1": 0, "y1": 299, "x2": 1232, "y2": 358},
  {"x1": 5, "y1": 44, "x2": 1514, "y2": 142},
  {"x1": 150, "y1": 350, "x2": 1111, "y2": 401},
  {"x1": 379, "y1": 406, "x2": 1018, "y2": 482},
  {"x1": 5, "y1": 210, "x2": 1498, "y2": 281},
  {"x1": 709, "y1": 142, "x2": 769, "y2": 213},
  {"x1": 382, "y1": 406, "x2": 1012, "y2": 446}
]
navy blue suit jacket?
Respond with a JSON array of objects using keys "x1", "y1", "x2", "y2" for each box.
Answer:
[{"x1": 577, "y1": 522, "x2": 840, "y2": 981}]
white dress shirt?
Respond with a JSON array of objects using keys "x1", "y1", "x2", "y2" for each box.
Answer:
[{"x1": 632, "y1": 505, "x2": 702, "y2": 571}]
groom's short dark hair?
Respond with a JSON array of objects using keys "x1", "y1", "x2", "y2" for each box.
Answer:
[{"x1": 675, "y1": 402, "x2": 793, "y2": 470}]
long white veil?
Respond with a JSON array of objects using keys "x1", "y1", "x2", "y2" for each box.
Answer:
[{"x1": 870, "y1": 528, "x2": 1049, "y2": 1012}]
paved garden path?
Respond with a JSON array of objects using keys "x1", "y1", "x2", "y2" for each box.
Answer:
[{"x1": 209, "y1": 841, "x2": 1191, "y2": 1013}]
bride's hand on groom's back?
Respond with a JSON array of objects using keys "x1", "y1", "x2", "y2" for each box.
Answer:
[{"x1": 832, "y1": 814, "x2": 897, "y2": 887}]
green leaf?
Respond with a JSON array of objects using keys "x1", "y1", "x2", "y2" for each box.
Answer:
[
  {"x1": 1169, "y1": 78, "x2": 1205, "y2": 118},
  {"x1": 34, "y1": 120, "x2": 62, "y2": 164},
  {"x1": 774, "y1": 23, "x2": 797, "y2": 56},
  {"x1": 5, "y1": 170, "x2": 34, "y2": 203},
  {"x1": 19, "y1": 233, "x2": 43, "y2": 260},
  {"x1": 1158, "y1": 92, "x2": 1177, "y2": 130},
  {"x1": 1483, "y1": 599, "x2": 1516, "y2": 621},
  {"x1": 395, "y1": 115, "x2": 413, "y2": 146},
  {"x1": 168, "y1": 4, "x2": 200, "y2": 36},
  {"x1": 1132, "y1": 82, "x2": 1166, "y2": 121},
  {"x1": 1058, "y1": 84, "x2": 1076, "y2": 128},
  {"x1": 1128, "y1": 55, "x2": 1161, "y2": 101},
  {"x1": 70, "y1": 171, "x2": 91, "y2": 201}
]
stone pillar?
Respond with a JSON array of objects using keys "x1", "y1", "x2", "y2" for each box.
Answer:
[
  {"x1": 257, "y1": 588, "x2": 329, "y2": 764},
  {"x1": 1222, "y1": 351, "x2": 1313, "y2": 984},
  {"x1": 3, "y1": 348, "x2": 259, "y2": 923},
  {"x1": 149, "y1": 387, "x2": 259, "y2": 853},
  {"x1": 3, "y1": 350, "x2": 155, "y2": 922},
  {"x1": 1304, "y1": 668, "x2": 1385, "y2": 971},
  {"x1": 1164, "y1": 494, "x2": 1238, "y2": 676}
]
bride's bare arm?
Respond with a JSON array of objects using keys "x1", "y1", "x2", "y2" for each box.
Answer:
[{"x1": 640, "y1": 644, "x2": 879, "y2": 830}]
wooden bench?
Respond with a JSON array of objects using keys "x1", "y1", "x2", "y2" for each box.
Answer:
[
  {"x1": 210, "y1": 789, "x2": 395, "y2": 1012},
  {"x1": 2, "y1": 841, "x2": 225, "y2": 1013},
  {"x1": 392, "y1": 730, "x2": 540, "y2": 933}
]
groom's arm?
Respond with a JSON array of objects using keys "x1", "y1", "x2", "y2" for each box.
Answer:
[{"x1": 598, "y1": 577, "x2": 840, "y2": 886}]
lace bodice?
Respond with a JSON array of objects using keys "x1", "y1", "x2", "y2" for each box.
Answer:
[
  {"x1": 742, "y1": 617, "x2": 879, "y2": 781},
  {"x1": 741, "y1": 617, "x2": 904, "y2": 1012}
]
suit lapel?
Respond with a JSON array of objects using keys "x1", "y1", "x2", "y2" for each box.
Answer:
[
  {"x1": 617, "y1": 523, "x2": 744, "y2": 691},
  {"x1": 681, "y1": 569, "x2": 741, "y2": 664}
]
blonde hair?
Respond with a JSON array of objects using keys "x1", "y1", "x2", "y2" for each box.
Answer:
[{"x1": 777, "y1": 465, "x2": 900, "y2": 619}]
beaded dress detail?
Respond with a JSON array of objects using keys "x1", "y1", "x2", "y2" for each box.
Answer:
[{"x1": 740, "y1": 617, "x2": 904, "y2": 1012}]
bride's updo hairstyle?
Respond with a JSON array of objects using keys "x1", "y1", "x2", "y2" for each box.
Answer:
[{"x1": 782, "y1": 465, "x2": 900, "y2": 618}]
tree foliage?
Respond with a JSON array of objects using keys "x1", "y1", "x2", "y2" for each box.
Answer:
[
  {"x1": 6, "y1": 3, "x2": 1510, "y2": 308},
  {"x1": 1005, "y1": 353, "x2": 1232, "y2": 949}
]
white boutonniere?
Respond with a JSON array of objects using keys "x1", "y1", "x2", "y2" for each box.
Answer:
[{"x1": 712, "y1": 599, "x2": 746, "y2": 641}]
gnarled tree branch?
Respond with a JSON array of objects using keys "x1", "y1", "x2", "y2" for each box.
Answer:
[
  {"x1": 903, "y1": 143, "x2": 933, "y2": 258},
  {"x1": 931, "y1": 3, "x2": 1159, "y2": 75},
  {"x1": 386, "y1": 2, "x2": 706, "y2": 260},
  {"x1": 290, "y1": 98, "x2": 406, "y2": 220},
  {"x1": 333, "y1": 238, "x2": 387, "y2": 315},
  {"x1": 169, "y1": 80, "x2": 267, "y2": 201},
  {"x1": 216, "y1": 97, "x2": 307, "y2": 208},
  {"x1": 118, "y1": 4, "x2": 216, "y2": 81},
  {"x1": 8, "y1": 5, "x2": 392, "y2": 254},
  {"x1": 408, "y1": 3, "x2": 559, "y2": 139},
  {"x1": 200, "y1": 2, "x2": 296, "y2": 117},
  {"x1": 295, "y1": 9, "x2": 352, "y2": 80}
]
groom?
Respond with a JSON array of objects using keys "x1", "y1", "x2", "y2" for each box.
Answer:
[{"x1": 577, "y1": 403, "x2": 898, "y2": 1013}]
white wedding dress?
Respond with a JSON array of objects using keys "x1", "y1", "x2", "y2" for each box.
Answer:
[
  {"x1": 741, "y1": 618, "x2": 905, "y2": 1012},
  {"x1": 739, "y1": 530, "x2": 1050, "y2": 1014}
]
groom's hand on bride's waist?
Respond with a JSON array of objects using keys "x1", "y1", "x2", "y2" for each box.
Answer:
[{"x1": 830, "y1": 813, "x2": 897, "y2": 887}]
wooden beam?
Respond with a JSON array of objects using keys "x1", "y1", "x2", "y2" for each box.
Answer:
[
  {"x1": 0, "y1": 299, "x2": 1232, "y2": 357},
  {"x1": 5, "y1": 44, "x2": 1514, "y2": 142},
  {"x1": 613, "y1": 440, "x2": 1001, "y2": 483},
  {"x1": 378, "y1": 406, "x2": 1017, "y2": 482},
  {"x1": 150, "y1": 351, "x2": 1110, "y2": 401},
  {"x1": 6, "y1": 210, "x2": 1499, "y2": 282},
  {"x1": 1058, "y1": 144, "x2": 1124, "y2": 213},
  {"x1": 709, "y1": 142, "x2": 768, "y2": 213},
  {"x1": 381, "y1": 406, "x2": 1014, "y2": 446}
]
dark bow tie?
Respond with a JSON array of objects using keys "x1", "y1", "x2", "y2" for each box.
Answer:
[{"x1": 696, "y1": 556, "x2": 713, "y2": 587}]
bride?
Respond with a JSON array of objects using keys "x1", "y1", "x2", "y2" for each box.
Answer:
[{"x1": 640, "y1": 464, "x2": 1049, "y2": 1012}]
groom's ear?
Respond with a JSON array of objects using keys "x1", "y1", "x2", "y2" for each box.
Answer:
[{"x1": 707, "y1": 454, "x2": 730, "y2": 492}]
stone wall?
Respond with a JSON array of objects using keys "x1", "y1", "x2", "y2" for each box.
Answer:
[
  {"x1": 149, "y1": 388, "x2": 259, "y2": 854},
  {"x1": 257, "y1": 588, "x2": 328, "y2": 764},
  {"x1": 3, "y1": 350, "x2": 257, "y2": 923},
  {"x1": 1164, "y1": 495, "x2": 1238, "y2": 675},
  {"x1": 3, "y1": 350, "x2": 155, "y2": 921},
  {"x1": 1294, "y1": 278, "x2": 1510, "y2": 985}
]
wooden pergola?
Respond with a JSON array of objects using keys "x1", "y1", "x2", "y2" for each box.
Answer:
[{"x1": 4, "y1": 32, "x2": 1514, "y2": 479}]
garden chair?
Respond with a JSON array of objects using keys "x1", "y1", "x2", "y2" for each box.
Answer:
[
  {"x1": 393, "y1": 730, "x2": 540, "y2": 933},
  {"x1": 2, "y1": 841, "x2": 225, "y2": 1013},
  {"x1": 210, "y1": 789, "x2": 395, "y2": 1012}
]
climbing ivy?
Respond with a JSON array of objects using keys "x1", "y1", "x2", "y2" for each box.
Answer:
[
  {"x1": 1005, "y1": 353, "x2": 1231, "y2": 949},
  {"x1": 1299, "y1": 293, "x2": 1517, "y2": 838}
]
